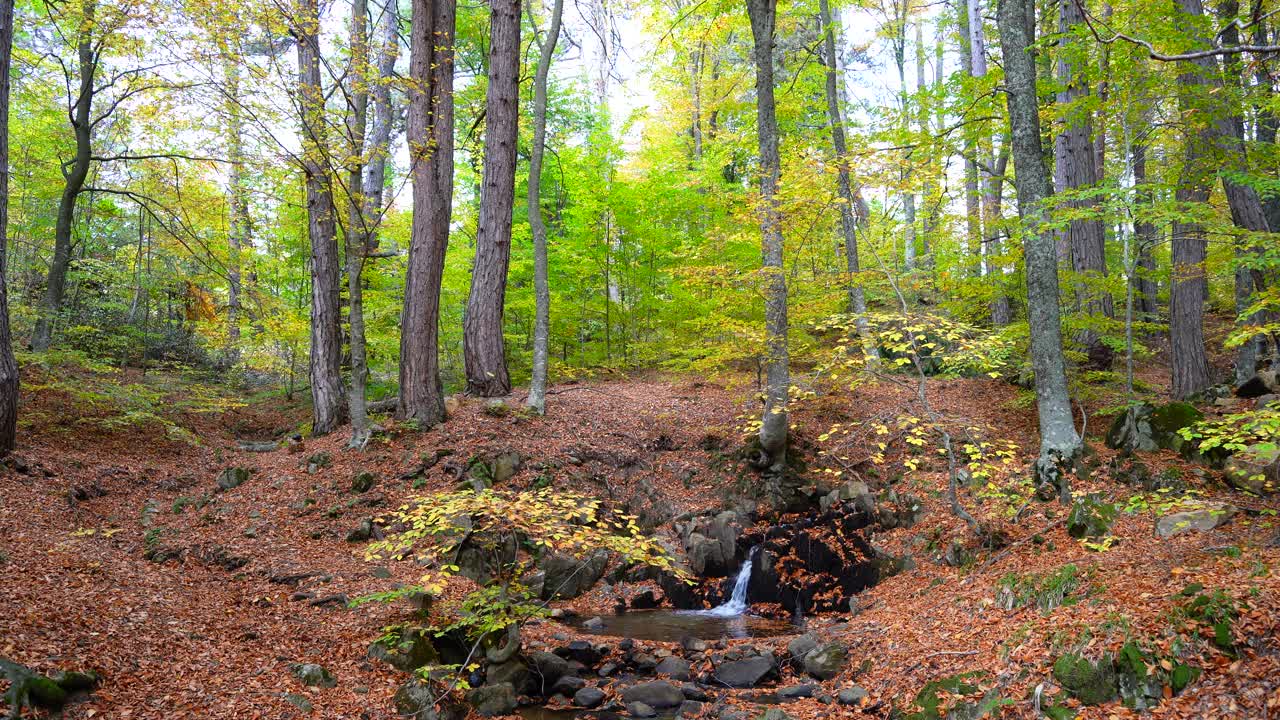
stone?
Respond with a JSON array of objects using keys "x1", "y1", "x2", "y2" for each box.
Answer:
[
  {"x1": 713, "y1": 655, "x2": 775, "y2": 688},
  {"x1": 530, "y1": 651, "x2": 571, "y2": 690},
  {"x1": 393, "y1": 679, "x2": 455, "y2": 719},
  {"x1": 655, "y1": 656, "x2": 691, "y2": 680},
  {"x1": 681, "y1": 683, "x2": 710, "y2": 701},
  {"x1": 1106, "y1": 405, "x2": 1158, "y2": 453},
  {"x1": 837, "y1": 686, "x2": 868, "y2": 705},
  {"x1": 778, "y1": 684, "x2": 817, "y2": 698},
  {"x1": 1224, "y1": 446, "x2": 1280, "y2": 496},
  {"x1": 352, "y1": 471, "x2": 377, "y2": 493},
  {"x1": 1053, "y1": 653, "x2": 1118, "y2": 706},
  {"x1": 802, "y1": 642, "x2": 848, "y2": 681},
  {"x1": 486, "y1": 659, "x2": 531, "y2": 693},
  {"x1": 368, "y1": 627, "x2": 438, "y2": 672},
  {"x1": 821, "y1": 481, "x2": 876, "y2": 514},
  {"x1": 1156, "y1": 504, "x2": 1239, "y2": 538},
  {"x1": 633, "y1": 653, "x2": 659, "y2": 671},
  {"x1": 598, "y1": 663, "x2": 618, "y2": 677},
  {"x1": 678, "y1": 700, "x2": 705, "y2": 717},
  {"x1": 631, "y1": 589, "x2": 660, "y2": 609},
  {"x1": 574, "y1": 687, "x2": 606, "y2": 708},
  {"x1": 290, "y1": 663, "x2": 336, "y2": 688},
  {"x1": 282, "y1": 693, "x2": 313, "y2": 712},
  {"x1": 346, "y1": 517, "x2": 377, "y2": 543},
  {"x1": 628, "y1": 701, "x2": 657, "y2": 718},
  {"x1": 582, "y1": 616, "x2": 604, "y2": 630},
  {"x1": 552, "y1": 676, "x2": 587, "y2": 695},
  {"x1": 490, "y1": 451, "x2": 522, "y2": 484},
  {"x1": 216, "y1": 467, "x2": 250, "y2": 491},
  {"x1": 621, "y1": 681, "x2": 686, "y2": 708},
  {"x1": 467, "y1": 683, "x2": 517, "y2": 717},
  {"x1": 556, "y1": 640, "x2": 603, "y2": 666},
  {"x1": 1067, "y1": 494, "x2": 1117, "y2": 540},
  {"x1": 1149, "y1": 402, "x2": 1203, "y2": 452},
  {"x1": 755, "y1": 710, "x2": 793, "y2": 720},
  {"x1": 786, "y1": 633, "x2": 819, "y2": 662},
  {"x1": 52, "y1": 669, "x2": 100, "y2": 693},
  {"x1": 542, "y1": 551, "x2": 609, "y2": 600}
]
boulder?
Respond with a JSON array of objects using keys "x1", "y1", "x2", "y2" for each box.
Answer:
[
  {"x1": 1106, "y1": 405, "x2": 1159, "y2": 453},
  {"x1": 655, "y1": 656, "x2": 691, "y2": 681},
  {"x1": 394, "y1": 680, "x2": 466, "y2": 720},
  {"x1": 755, "y1": 710, "x2": 794, "y2": 720},
  {"x1": 541, "y1": 550, "x2": 609, "y2": 600},
  {"x1": 777, "y1": 684, "x2": 817, "y2": 698},
  {"x1": 290, "y1": 663, "x2": 336, "y2": 688},
  {"x1": 683, "y1": 511, "x2": 742, "y2": 576},
  {"x1": 837, "y1": 686, "x2": 868, "y2": 705},
  {"x1": 1053, "y1": 653, "x2": 1118, "y2": 706},
  {"x1": 529, "y1": 651, "x2": 571, "y2": 691},
  {"x1": 786, "y1": 633, "x2": 819, "y2": 663},
  {"x1": 467, "y1": 683, "x2": 517, "y2": 717},
  {"x1": 216, "y1": 467, "x2": 250, "y2": 491},
  {"x1": 485, "y1": 659, "x2": 530, "y2": 694},
  {"x1": 621, "y1": 681, "x2": 685, "y2": 709},
  {"x1": 629, "y1": 701, "x2": 657, "y2": 718},
  {"x1": 555, "y1": 640, "x2": 603, "y2": 666},
  {"x1": 713, "y1": 655, "x2": 775, "y2": 688},
  {"x1": 369, "y1": 627, "x2": 438, "y2": 672},
  {"x1": 631, "y1": 589, "x2": 660, "y2": 609},
  {"x1": 802, "y1": 642, "x2": 848, "y2": 681},
  {"x1": 1067, "y1": 494, "x2": 1117, "y2": 539},
  {"x1": 1156, "y1": 504, "x2": 1239, "y2": 538},
  {"x1": 574, "y1": 687, "x2": 606, "y2": 708},
  {"x1": 820, "y1": 481, "x2": 876, "y2": 514},
  {"x1": 352, "y1": 471, "x2": 377, "y2": 493},
  {"x1": 552, "y1": 676, "x2": 586, "y2": 695},
  {"x1": 1224, "y1": 446, "x2": 1280, "y2": 496},
  {"x1": 1149, "y1": 402, "x2": 1203, "y2": 452}
]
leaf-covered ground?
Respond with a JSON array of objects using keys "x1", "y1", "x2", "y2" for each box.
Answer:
[{"x1": 1, "y1": 365, "x2": 1277, "y2": 719}]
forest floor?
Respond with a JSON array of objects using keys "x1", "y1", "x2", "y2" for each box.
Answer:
[{"x1": 0, "y1": 354, "x2": 1277, "y2": 720}]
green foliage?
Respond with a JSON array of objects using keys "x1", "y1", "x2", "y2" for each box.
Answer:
[
  {"x1": 1181, "y1": 408, "x2": 1280, "y2": 456},
  {"x1": 996, "y1": 564, "x2": 1083, "y2": 611}
]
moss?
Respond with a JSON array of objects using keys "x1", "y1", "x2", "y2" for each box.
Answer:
[{"x1": 1052, "y1": 653, "x2": 1117, "y2": 706}]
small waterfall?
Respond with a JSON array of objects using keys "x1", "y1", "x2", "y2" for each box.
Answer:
[{"x1": 704, "y1": 546, "x2": 758, "y2": 617}]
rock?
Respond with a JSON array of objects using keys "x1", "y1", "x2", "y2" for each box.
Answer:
[
  {"x1": 1149, "y1": 402, "x2": 1203, "y2": 452},
  {"x1": 633, "y1": 653, "x2": 659, "y2": 671},
  {"x1": 217, "y1": 467, "x2": 250, "y2": 491},
  {"x1": 352, "y1": 471, "x2": 377, "y2": 493},
  {"x1": 542, "y1": 551, "x2": 609, "y2": 600},
  {"x1": 713, "y1": 655, "x2": 775, "y2": 688},
  {"x1": 837, "y1": 686, "x2": 868, "y2": 705},
  {"x1": 552, "y1": 676, "x2": 587, "y2": 694},
  {"x1": 394, "y1": 679, "x2": 463, "y2": 719},
  {"x1": 290, "y1": 663, "x2": 336, "y2": 688},
  {"x1": 1156, "y1": 504, "x2": 1239, "y2": 538},
  {"x1": 622, "y1": 681, "x2": 685, "y2": 708},
  {"x1": 786, "y1": 633, "x2": 819, "y2": 662},
  {"x1": 52, "y1": 669, "x2": 100, "y2": 693},
  {"x1": 821, "y1": 481, "x2": 876, "y2": 514},
  {"x1": 629, "y1": 701, "x2": 657, "y2": 718},
  {"x1": 486, "y1": 659, "x2": 531, "y2": 693},
  {"x1": 574, "y1": 686, "x2": 606, "y2": 708},
  {"x1": 598, "y1": 663, "x2": 618, "y2": 677},
  {"x1": 681, "y1": 683, "x2": 710, "y2": 701},
  {"x1": 490, "y1": 451, "x2": 522, "y2": 483},
  {"x1": 346, "y1": 517, "x2": 378, "y2": 543},
  {"x1": 802, "y1": 642, "x2": 848, "y2": 681},
  {"x1": 942, "y1": 540, "x2": 972, "y2": 568},
  {"x1": 678, "y1": 700, "x2": 705, "y2": 717},
  {"x1": 467, "y1": 683, "x2": 517, "y2": 716},
  {"x1": 1053, "y1": 653, "x2": 1118, "y2": 706},
  {"x1": 1255, "y1": 393, "x2": 1279, "y2": 408},
  {"x1": 530, "y1": 651, "x2": 571, "y2": 690},
  {"x1": 1224, "y1": 446, "x2": 1280, "y2": 496},
  {"x1": 556, "y1": 640, "x2": 603, "y2": 666},
  {"x1": 369, "y1": 627, "x2": 439, "y2": 672},
  {"x1": 1106, "y1": 405, "x2": 1158, "y2": 453},
  {"x1": 778, "y1": 684, "x2": 817, "y2": 698},
  {"x1": 680, "y1": 637, "x2": 707, "y2": 653},
  {"x1": 1067, "y1": 494, "x2": 1117, "y2": 539},
  {"x1": 631, "y1": 589, "x2": 660, "y2": 609},
  {"x1": 655, "y1": 656, "x2": 691, "y2": 680},
  {"x1": 755, "y1": 709, "x2": 793, "y2": 720},
  {"x1": 282, "y1": 693, "x2": 313, "y2": 712},
  {"x1": 686, "y1": 533, "x2": 729, "y2": 577}
]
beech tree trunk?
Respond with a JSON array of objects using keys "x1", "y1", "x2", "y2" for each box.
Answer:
[
  {"x1": 362, "y1": 0, "x2": 400, "y2": 252},
  {"x1": 817, "y1": 0, "x2": 876, "y2": 363},
  {"x1": 746, "y1": 0, "x2": 789, "y2": 469},
  {"x1": 33, "y1": 0, "x2": 96, "y2": 352},
  {"x1": 463, "y1": 0, "x2": 520, "y2": 397},
  {"x1": 1054, "y1": 0, "x2": 1112, "y2": 352},
  {"x1": 1131, "y1": 139, "x2": 1159, "y2": 321},
  {"x1": 296, "y1": 0, "x2": 345, "y2": 435},
  {"x1": 224, "y1": 56, "x2": 246, "y2": 367},
  {"x1": 526, "y1": 0, "x2": 564, "y2": 415},
  {"x1": 998, "y1": 0, "x2": 1081, "y2": 500},
  {"x1": 0, "y1": 0, "x2": 18, "y2": 454},
  {"x1": 398, "y1": 0, "x2": 456, "y2": 424},
  {"x1": 345, "y1": 0, "x2": 372, "y2": 445}
]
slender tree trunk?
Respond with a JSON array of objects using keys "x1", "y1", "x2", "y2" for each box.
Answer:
[
  {"x1": 33, "y1": 0, "x2": 96, "y2": 352},
  {"x1": 0, "y1": 0, "x2": 17, "y2": 454},
  {"x1": 526, "y1": 0, "x2": 564, "y2": 415},
  {"x1": 965, "y1": 0, "x2": 1011, "y2": 325},
  {"x1": 224, "y1": 56, "x2": 246, "y2": 367},
  {"x1": 817, "y1": 0, "x2": 877, "y2": 364},
  {"x1": 916, "y1": 20, "x2": 935, "y2": 269},
  {"x1": 345, "y1": 0, "x2": 372, "y2": 445},
  {"x1": 463, "y1": 0, "x2": 520, "y2": 397},
  {"x1": 958, "y1": 0, "x2": 982, "y2": 268},
  {"x1": 1131, "y1": 139, "x2": 1159, "y2": 321},
  {"x1": 297, "y1": 0, "x2": 346, "y2": 435},
  {"x1": 398, "y1": 0, "x2": 456, "y2": 424},
  {"x1": 746, "y1": 0, "x2": 789, "y2": 470},
  {"x1": 362, "y1": 0, "x2": 400, "y2": 252},
  {"x1": 1054, "y1": 0, "x2": 1112, "y2": 355},
  {"x1": 998, "y1": 0, "x2": 1081, "y2": 500}
]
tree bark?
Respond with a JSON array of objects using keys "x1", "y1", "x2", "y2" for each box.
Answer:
[
  {"x1": 33, "y1": 0, "x2": 96, "y2": 352},
  {"x1": 463, "y1": 0, "x2": 521, "y2": 397},
  {"x1": 746, "y1": 0, "x2": 789, "y2": 469},
  {"x1": 224, "y1": 55, "x2": 246, "y2": 367},
  {"x1": 998, "y1": 0, "x2": 1081, "y2": 500},
  {"x1": 1130, "y1": 139, "x2": 1159, "y2": 321},
  {"x1": 345, "y1": 0, "x2": 372, "y2": 445},
  {"x1": 397, "y1": 0, "x2": 456, "y2": 424},
  {"x1": 1054, "y1": 0, "x2": 1112, "y2": 351},
  {"x1": 526, "y1": 0, "x2": 564, "y2": 415},
  {"x1": 817, "y1": 0, "x2": 877, "y2": 364},
  {"x1": 362, "y1": 0, "x2": 401, "y2": 253},
  {"x1": 0, "y1": 0, "x2": 18, "y2": 454},
  {"x1": 296, "y1": 0, "x2": 346, "y2": 435}
]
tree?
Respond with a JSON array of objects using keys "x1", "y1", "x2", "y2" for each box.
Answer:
[
  {"x1": 344, "y1": 0, "x2": 373, "y2": 445},
  {"x1": 745, "y1": 0, "x2": 789, "y2": 471},
  {"x1": 997, "y1": 0, "x2": 1082, "y2": 499},
  {"x1": 398, "y1": 0, "x2": 457, "y2": 425},
  {"x1": 526, "y1": 0, "x2": 564, "y2": 415},
  {"x1": 463, "y1": 0, "x2": 521, "y2": 397},
  {"x1": 0, "y1": 0, "x2": 17, "y2": 454},
  {"x1": 295, "y1": 0, "x2": 345, "y2": 434}
]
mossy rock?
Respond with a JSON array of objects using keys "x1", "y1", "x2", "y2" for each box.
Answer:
[
  {"x1": 369, "y1": 627, "x2": 439, "y2": 672},
  {"x1": 1066, "y1": 494, "x2": 1117, "y2": 540},
  {"x1": 1105, "y1": 405, "x2": 1158, "y2": 453},
  {"x1": 1223, "y1": 446, "x2": 1280, "y2": 496},
  {"x1": 216, "y1": 467, "x2": 251, "y2": 491},
  {"x1": 903, "y1": 672, "x2": 1002, "y2": 720},
  {"x1": 351, "y1": 471, "x2": 377, "y2": 493},
  {"x1": 1052, "y1": 653, "x2": 1117, "y2": 706},
  {"x1": 1149, "y1": 402, "x2": 1203, "y2": 452}
]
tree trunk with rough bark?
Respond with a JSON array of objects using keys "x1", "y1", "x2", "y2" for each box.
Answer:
[
  {"x1": 398, "y1": 0, "x2": 456, "y2": 425},
  {"x1": 345, "y1": 0, "x2": 372, "y2": 445},
  {"x1": 362, "y1": 0, "x2": 400, "y2": 253},
  {"x1": 1131, "y1": 139, "x2": 1159, "y2": 321},
  {"x1": 746, "y1": 0, "x2": 789, "y2": 470},
  {"x1": 296, "y1": 0, "x2": 345, "y2": 435},
  {"x1": 224, "y1": 56, "x2": 246, "y2": 366},
  {"x1": 998, "y1": 0, "x2": 1082, "y2": 501},
  {"x1": 0, "y1": 0, "x2": 17, "y2": 454},
  {"x1": 526, "y1": 0, "x2": 564, "y2": 416},
  {"x1": 463, "y1": 0, "x2": 520, "y2": 397}
]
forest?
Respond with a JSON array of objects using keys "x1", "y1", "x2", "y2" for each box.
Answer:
[{"x1": 0, "y1": 0, "x2": 1279, "y2": 717}]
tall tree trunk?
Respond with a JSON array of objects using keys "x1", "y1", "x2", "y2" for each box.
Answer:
[
  {"x1": 526, "y1": 0, "x2": 564, "y2": 415},
  {"x1": 33, "y1": 0, "x2": 96, "y2": 352},
  {"x1": 345, "y1": 0, "x2": 372, "y2": 445},
  {"x1": 998, "y1": 0, "x2": 1081, "y2": 500},
  {"x1": 0, "y1": 0, "x2": 17, "y2": 454},
  {"x1": 1131, "y1": 138, "x2": 1159, "y2": 321},
  {"x1": 362, "y1": 0, "x2": 400, "y2": 252},
  {"x1": 398, "y1": 0, "x2": 456, "y2": 424},
  {"x1": 817, "y1": 0, "x2": 877, "y2": 364},
  {"x1": 463, "y1": 0, "x2": 520, "y2": 397},
  {"x1": 224, "y1": 56, "x2": 246, "y2": 367},
  {"x1": 297, "y1": 0, "x2": 346, "y2": 435},
  {"x1": 746, "y1": 0, "x2": 789, "y2": 470},
  {"x1": 958, "y1": 0, "x2": 982, "y2": 268},
  {"x1": 916, "y1": 20, "x2": 934, "y2": 269},
  {"x1": 1054, "y1": 0, "x2": 1112, "y2": 354}
]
